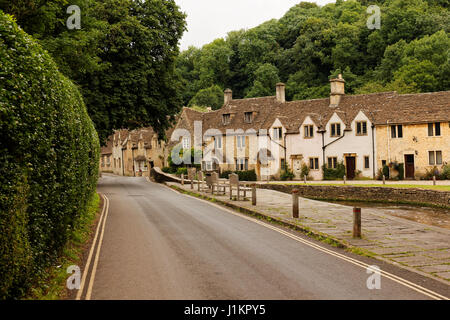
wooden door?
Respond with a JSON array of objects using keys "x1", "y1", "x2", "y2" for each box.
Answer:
[
  {"x1": 346, "y1": 157, "x2": 356, "y2": 180},
  {"x1": 405, "y1": 155, "x2": 415, "y2": 179}
]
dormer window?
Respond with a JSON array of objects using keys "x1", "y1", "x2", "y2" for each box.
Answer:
[
  {"x1": 273, "y1": 127, "x2": 282, "y2": 140},
  {"x1": 356, "y1": 121, "x2": 367, "y2": 136},
  {"x1": 330, "y1": 123, "x2": 341, "y2": 137},
  {"x1": 222, "y1": 114, "x2": 231, "y2": 125},
  {"x1": 244, "y1": 112, "x2": 253, "y2": 123},
  {"x1": 304, "y1": 125, "x2": 314, "y2": 138}
]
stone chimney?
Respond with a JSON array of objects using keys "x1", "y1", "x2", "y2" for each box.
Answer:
[
  {"x1": 276, "y1": 83, "x2": 286, "y2": 103},
  {"x1": 329, "y1": 74, "x2": 345, "y2": 106},
  {"x1": 224, "y1": 89, "x2": 232, "y2": 105}
]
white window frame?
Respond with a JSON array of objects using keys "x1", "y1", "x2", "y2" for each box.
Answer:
[
  {"x1": 330, "y1": 123, "x2": 341, "y2": 137},
  {"x1": 273, "y1": 127, "x2": 282, "y2": 140},
  {"x1": 214, "y1": 136, "x2": 222, "y2": 149},
  {"x1": 304, "y1": 125, "x2": 314, "y2": 138}
]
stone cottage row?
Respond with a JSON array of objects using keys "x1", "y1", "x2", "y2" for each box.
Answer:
[{"x1": 101, "y1": 75, "x2": 450, "y2": 181}]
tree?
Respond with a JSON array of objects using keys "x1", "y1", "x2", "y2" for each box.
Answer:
[
  {"x1": 1, "y1": 0, "x2": 187, "y2": 144},
  {"x1": 175, "y1": 0, "x2": 449, "y2": 102},
  {"x1": 246, "y1": 64, "x2": 280, "y2": 98},
  {"x1": 188, "y1": 85, "x2": 224, "y2": 110}
]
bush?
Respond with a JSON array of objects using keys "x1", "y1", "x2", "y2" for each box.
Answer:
[
  {"x1": 382, "y1": 165, "x2": 390, "y2": 179},
  {"x1": 219, "y1": 170, "x2": 257, "y2": 181},
  {"x1": 176, "y1": 167, "x2": 188, "y2": 176},
  {"x1": 300, "y1": 163, "x2": 310, "y2": 179},
  {"x1": 280, "y1": 166, "x2": 295, "y2": 181},
  {"x1": 323, "y1": 161, "x2": 346, "y2": 180},
  {"x1": 220, "y1": 170, "x2": 233, "y2": 179},
  {"x1": 0, "y1": 12, "x2": 99, "y2": 298},
  {"x1": 441, "y1": 164, "x2": 450, "y2": 180},
  {"x1": 424, "y1": 166, "x2": 442, "y2": 180},
  {"x1": 237, "y1": 170, "x2": 257, "y2": 181}
]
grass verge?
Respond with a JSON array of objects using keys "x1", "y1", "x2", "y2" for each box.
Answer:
[{"x1": 26, "y1": 192, "x2": 101, "y2": 300}]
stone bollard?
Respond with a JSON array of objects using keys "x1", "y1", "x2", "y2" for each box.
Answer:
[
  {"x1": 382, "y1": 175, "x2": 385, "y2": 185},
  {"x1": 343, "y1": 175, "x2": 347, "y2": 184},
  {"x1": 181, "y1": 174, "x2": 184, "y2": 185},
  {"x1": 433, "y1": 176, "x2": 436, "y2": 186},
  {"x1": 292, "y1": 189, "x2": 299, "y2": 219},
  {"x1": 252, "y1": 184, "x2": 256, "y2": 206},
  {"x1": 353, "y1": 208, "x2": 362, "y2": 238},
  {"x1": 304, "y1": 175, "x2": 307, "y2": 184}
]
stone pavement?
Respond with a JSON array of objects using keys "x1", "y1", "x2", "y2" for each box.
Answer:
[{"x1": 166, "y1": 180, "x2": 450, "y2": 284}]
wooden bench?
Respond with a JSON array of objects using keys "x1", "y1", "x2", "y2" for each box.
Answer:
[
  {"x1": 197, "y1": 171, "x2": 210, "y2": 192},
  {"x1": 187, "y1": 168, "x2": 197, "y2": 189},
  {"x1": 229, "y1": 173, "x2": 252, "y2": 201},
  {"x1": 211, "y1": 172, "x2": 227, "y2": 195}
]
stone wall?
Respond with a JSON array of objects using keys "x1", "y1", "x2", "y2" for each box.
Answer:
[
  {"x1": 151, "y1": 167, "x2": 182, "y2": 184},
  {"x1": 256, "y1": 184, "x2": 450, "y2": 208}
]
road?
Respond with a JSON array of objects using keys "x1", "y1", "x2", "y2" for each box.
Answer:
[{"x1": 80, "y1": 174, "x2": 449, "y2": 300}]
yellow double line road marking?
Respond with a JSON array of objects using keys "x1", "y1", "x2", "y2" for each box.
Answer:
[
  {"x1": 76, "y1": 193, "x2": 110, "y2": 300},
  {"x1": 170, "y1": 186, "x2": 449, "y2": 300}
]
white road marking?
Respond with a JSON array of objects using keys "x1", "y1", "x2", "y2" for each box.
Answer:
[
  {"x1": 76, "y1": 193, "x2": 108, "y2": 300},
  {"x1": 166, "y1": 184, "x2": 449, "y2": 300},
  {"x1": 85, "y1": 194, "x2": 110, "y2": 300}
]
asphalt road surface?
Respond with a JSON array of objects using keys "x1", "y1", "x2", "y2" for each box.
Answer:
[{"x1": 84, "y1": 175, "x2": 449, "y2": 300}]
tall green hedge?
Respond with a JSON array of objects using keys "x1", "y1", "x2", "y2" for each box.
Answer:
[{"x1": 0, "y1": 11, "x2": 100, "y2": 299}]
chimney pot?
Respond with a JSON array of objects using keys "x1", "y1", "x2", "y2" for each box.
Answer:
[{"x1": 276, "y1": 82, "x2": 286, "y2": 103}]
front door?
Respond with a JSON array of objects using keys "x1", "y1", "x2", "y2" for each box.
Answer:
[
  {"x1": 346, "y1": 157, "x2": 356, "y2": 180},
  {"x1": 405, "y1": 154, "x2": 415, "y2": 179}
]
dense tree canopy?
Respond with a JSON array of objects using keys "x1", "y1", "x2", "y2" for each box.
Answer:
[
  {"x1": 1, "y1": 0, "x2": 187, "y2": 144},
  {"x1": 176, "y1": 0, "x2": 449, "y2": 106}
]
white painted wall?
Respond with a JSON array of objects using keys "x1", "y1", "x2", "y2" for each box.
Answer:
[
  {"x1": 285, "y1": 112, "x2": 376, "y2": 180},
  {"x1": 286, "y1": 116, "x2": 323, "y2": 180},
  {"x1": 325, "y1": 111, "x2": 375, "y2": 179}
]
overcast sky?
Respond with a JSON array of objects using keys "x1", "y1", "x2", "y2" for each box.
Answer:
[{"x1": 175, "y1": 0, "x2": 336, "y2": 51}]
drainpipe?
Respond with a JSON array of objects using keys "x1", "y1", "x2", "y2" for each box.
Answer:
[
  {"x1": 132, "y1": 147, "x2": 135, "y2": 177},
  {"x1": 267, "y1": 132, "x2": 287, "y2": 171},
  {"x1": 372, "y1": 124, "x2": 376, "y2": 179},
  {"x1": 322, "y1": 129, "x2": 348, "y2": 152},
  {"x1": 322, "y1": 128, "x2": 349, "y2": 178},
  {"x1": 121, "y1": 148, "x2": 125, "y2": 176},
  {"x1": 283, "y1": 133, "x2": 287, "y2": 171},
  {"x1": 321, "y1": 130, "x2": 325, "y2": 170}
]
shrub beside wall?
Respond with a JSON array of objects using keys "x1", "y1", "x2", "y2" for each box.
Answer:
[{"x1": 0, "y1": 12, "x2": 100, "y2": 298}]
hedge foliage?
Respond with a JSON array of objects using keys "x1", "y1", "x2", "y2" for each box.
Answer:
[
  {"x1": 220, "y1": 170, "x2": 257, "y2": 182},
  {"x1": 322, "y1": 162, "x2": 346, "y2": 180},
  {"x1": 0, "y1": 12, "x2": 100, "y2": 299}
]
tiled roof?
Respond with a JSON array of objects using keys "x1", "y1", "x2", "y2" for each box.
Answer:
[
  {"x1": 101, "y1": 135, "x2": 113, "y2": 155},
  {"x1": 261, "y1": 91, "x2": 450, "y2": 133},
  {"x1": 202, "y1": 96, "x2": 283, "y2": 134},
  {"x1": 102, "y1": 90, "x2": 450, "y2": 152}
]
